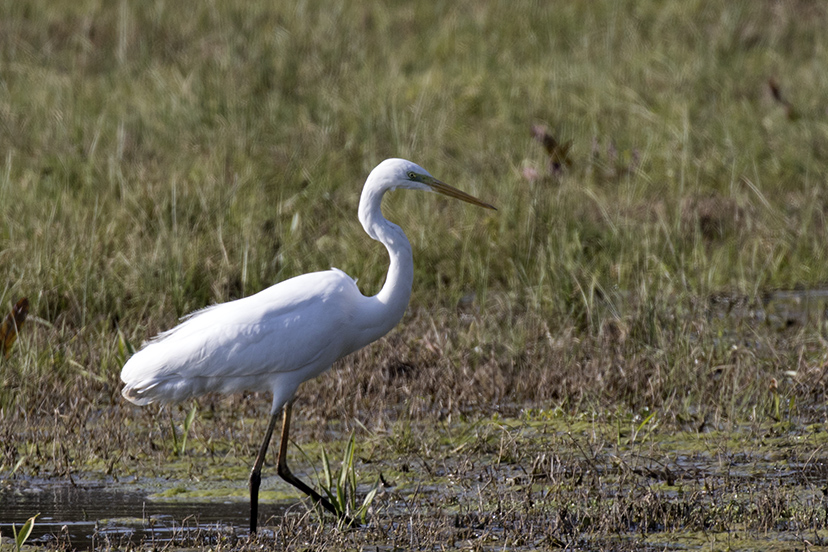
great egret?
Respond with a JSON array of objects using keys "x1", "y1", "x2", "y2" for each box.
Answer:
[{"x1": 120, "y1": 158, "x2": 495, "y2": 532}]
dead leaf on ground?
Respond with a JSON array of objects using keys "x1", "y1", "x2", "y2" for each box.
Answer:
[
  {"x1": 680, "y1": 194, "x2": 746, "y2": 241},
  {"x1": 768, "y1": 77, "x2": 798, "y2": 120},
  {"x1": 0, "y1": 297, "x2": 29, "y2": 359},
  {"x1": 531, "y1": 124, "x2": 573, "y2": 174}
]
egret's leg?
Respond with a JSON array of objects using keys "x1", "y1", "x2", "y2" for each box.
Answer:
[
  {"x1": 249, "y1": 409, "x2": 281, "y2": 533},
  {"x1": 276, "y1": 402, "x2": 353, "y2": 524}
]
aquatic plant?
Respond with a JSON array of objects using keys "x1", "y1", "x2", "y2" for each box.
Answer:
[
  {"x1": 317, "y1": 432, "x2": 379, "y2": 526},
  {"x1": 170, "y1": 403, "x2": 198, "y2": 457},
  {"x1": 10, "y1": 514, "x2": 38, "y2": 552}
]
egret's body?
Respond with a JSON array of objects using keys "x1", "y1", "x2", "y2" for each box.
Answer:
[
  {"x1": 121, "y1": 158, "x2": 494, "y2": 532},
  {"x1": 123, "y1": 268, "x2": 387, "y2": 409}
]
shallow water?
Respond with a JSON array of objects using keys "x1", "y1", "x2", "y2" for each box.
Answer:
[
  {"x1": 0, "y1": 481, "x2": 275, "y2": 549},
  {"x1": 709, "y1": 287, "x2": 828, "y2": 328}
]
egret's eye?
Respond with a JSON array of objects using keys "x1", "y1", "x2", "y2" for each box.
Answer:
[{"x1": 407, "y1": 171, "x2": 418, "y2": 180}]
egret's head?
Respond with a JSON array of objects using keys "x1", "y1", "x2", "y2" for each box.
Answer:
[{"x1": 372, "y1": 158, "x2": 496, "y2": 210}]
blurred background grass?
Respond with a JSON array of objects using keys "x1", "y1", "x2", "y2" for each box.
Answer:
[{"x1": 1, "y1": 1, "x2": 827, "y2": 431}]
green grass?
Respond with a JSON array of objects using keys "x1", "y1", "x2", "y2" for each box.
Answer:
[{"x1": 1, "y1": 1, "x2": 828, "y2": 549}]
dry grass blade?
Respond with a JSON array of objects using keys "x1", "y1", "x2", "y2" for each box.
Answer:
[{"x1": 0, "y1": 297, "x2": 29, "y2": 360}]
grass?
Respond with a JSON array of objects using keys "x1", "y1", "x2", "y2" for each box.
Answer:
[
  {"x1": 1, "y1": 0, "x2": 828, "y2": 550},
  {"x1": 315, "y1": 431, "x2": 379, "y2": 526}
]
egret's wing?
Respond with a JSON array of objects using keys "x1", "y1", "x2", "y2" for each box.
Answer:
[{"x1": 121, "y1": 269, "x2": 362, "y2": 404}]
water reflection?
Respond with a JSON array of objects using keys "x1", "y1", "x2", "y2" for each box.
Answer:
[{"x1": 0, "y1": 481, "x2": 275, "y2": 549}]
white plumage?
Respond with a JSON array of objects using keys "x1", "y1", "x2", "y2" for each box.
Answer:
[{"x1": 122, "y1": 269, "x2": 367, "y2": 409}]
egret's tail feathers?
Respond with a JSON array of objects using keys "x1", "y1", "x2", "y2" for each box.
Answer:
[{"x1": 121, "y1": 382, "x2": 160, "y2": 406}]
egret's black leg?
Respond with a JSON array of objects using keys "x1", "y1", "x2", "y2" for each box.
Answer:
[
  {"x1": 276, "y1": 402, "x2": 354, "y2": 525},
  {"x1": 249, "y1": 410, "x2": 280, "y2": 533}
]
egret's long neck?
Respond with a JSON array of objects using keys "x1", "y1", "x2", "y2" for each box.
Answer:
[{"x1": 357, "y1": 182, "x2": 414, "y2": 341}]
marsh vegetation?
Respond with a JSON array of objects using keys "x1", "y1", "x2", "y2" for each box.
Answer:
[{"x1": 2, "y1": 1, "x2": 828, "y2": 550}]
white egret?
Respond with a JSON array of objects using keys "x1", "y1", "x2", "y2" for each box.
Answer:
[{"x1": 120, "y1": 158, "x2": 495, "y2": 532}]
